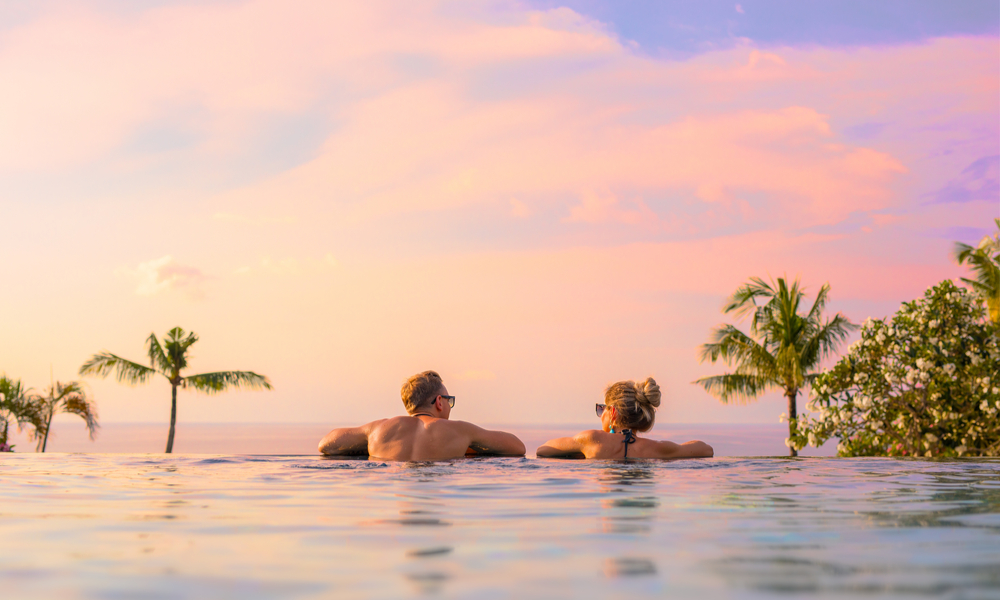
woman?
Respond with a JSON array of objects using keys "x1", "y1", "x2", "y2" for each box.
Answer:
[{"x1": 536, "y1": 378, "x2": 713, "y2": 459}]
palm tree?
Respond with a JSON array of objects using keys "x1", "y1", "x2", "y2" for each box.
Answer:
[
  {"x1": 0, "y1": 376, "x2": 45, "y2": 450},
  {"x1": 953, "y1": 218, "x2": 1000, "y2": 324},
  {"x1": 79, "y1": 327, "x2": 273, "y2": 453},
  {"x1": 694, "y1": 277, "x2": 857, "y2": 456},
  {"x1": 30, "y1": 381, "x2": 99, "y2": 452}
]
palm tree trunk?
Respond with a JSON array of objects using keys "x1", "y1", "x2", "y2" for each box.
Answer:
[
  {"x1": 787, "y1": 390, "x2": 798, "y2": 457},
  {"x1": 165, "y1": 383, "x2": 177, "y2": 453},
  {"x1": 40, "y1": 410, "x2": 53, "y2": 453}
]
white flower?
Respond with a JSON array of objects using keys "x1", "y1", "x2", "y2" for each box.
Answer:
[
  {"x1": 926, "y1": 433, "x2": 939, "y2": 443},
  {"x1": 837, "y1": 442, "x2": 847, "y2": 454},
  {"x1": 779, "y1": 412, "x2": 787, "y2": 423},
  {"x1": 943, "y1": 364, "x2": 956, "y2": 376},
  {"x1": 928, "y1": 320, "x2": 939, "y2": 329},
  {"x1": 956, "y1": 445, "x2": 967, "y2": 455},
  {"x1": 854, "y1": 372, "x2": 868, "y2": 384},
  {"x1": 784, "y1": 437, "x2": 793, "y2": 448},
  {"x1": 876, "y1": 332, "x2": 886, "y2": 343},
  {"x1": 929, "y1": 337, "x2": 939, "y2": 345},
  {"x1": 808, "y1": 433, "x2": 818, "y2": 447}
]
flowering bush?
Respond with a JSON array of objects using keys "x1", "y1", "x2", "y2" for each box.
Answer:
[{"x1": 792, "y1": 280, "x2": 999, "y2": 457}]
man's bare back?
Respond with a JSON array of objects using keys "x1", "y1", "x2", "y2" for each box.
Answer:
[
  {"x1": 317, "y1": 371, "x2": 525, "y2": 461},
  {"x1": 319, "y1": 415, "x2": 524, "y2": 461}
]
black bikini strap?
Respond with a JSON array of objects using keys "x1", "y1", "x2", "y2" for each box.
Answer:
[{"x1": 622, "y1": 429, "x2": 636, "y2": 458}]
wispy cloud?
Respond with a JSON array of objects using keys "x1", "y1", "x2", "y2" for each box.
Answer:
[
  {"x1": 564, "y1": 190, "x2": 659, "y2": 229},
  {"x1": 927, "y1": 155, "x2": 999, "y2": 205},
  {"x1": 121, "y1": 256, "x2": 211, "y2": 299}
]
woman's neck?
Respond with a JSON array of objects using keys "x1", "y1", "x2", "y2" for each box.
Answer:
[{"x1": 610, "y1": 426, "x2": 636, "y2": 435}]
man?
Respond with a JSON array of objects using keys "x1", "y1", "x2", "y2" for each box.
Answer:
[{"x1": 318, "y1": 370, "x2": 526, "y2": 460}]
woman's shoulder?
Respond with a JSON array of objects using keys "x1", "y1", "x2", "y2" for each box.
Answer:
[{"x1": 573, "y1": 429, "x2": 607, "y2": 442}]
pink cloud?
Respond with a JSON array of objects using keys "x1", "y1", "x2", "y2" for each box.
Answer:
[
  {"x1": 0, "y1": 1, "x2": 995, "y2": 427},
  {"x1": 1, "y1": 2, "x2": 990, "y2": 241},
  {"x1": 122, "y1": 256, "x2": 211, "y2": 299}
]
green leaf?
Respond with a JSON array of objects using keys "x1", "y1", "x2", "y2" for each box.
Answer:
[
  {"x1": 184, "y1": 371, "x2": 273, "y2": 395},
  {"x1": 79, "y1": 351, "x2": 157, "y2": 386}
]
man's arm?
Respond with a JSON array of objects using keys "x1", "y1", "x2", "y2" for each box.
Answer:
[
  {"x1": 460, "y1": 422, "x2": 526, "y2": 456},
  {"x1": 318, "y1": 421, "x2": 382, "y2": 456},
  {"x1": 655, "y1": 439, "x2": 714, "y2": 459}
]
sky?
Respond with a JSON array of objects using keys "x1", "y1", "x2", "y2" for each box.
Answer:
[{"x1": 0, "y1": 0, "x2": 997, "y2": 434}]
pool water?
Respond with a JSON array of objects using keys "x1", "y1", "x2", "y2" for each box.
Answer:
[{"x1": 2, "y1": 455, "x2": 998, "y2": 599}]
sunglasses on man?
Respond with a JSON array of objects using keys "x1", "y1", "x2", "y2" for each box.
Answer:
[{"x1": 439, "y1": 395, "x2": 456, "y2": 408}]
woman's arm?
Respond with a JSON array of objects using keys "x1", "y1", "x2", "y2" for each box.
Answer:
[
  {"x1": 318, "y1": 421, "x2": 380, "y2": 455},
  {"x1": 536, "y1": 433, "x2": 591, "y2": 458},
  {"x1": 655, "y1": 439, "x2": 714, "y2": 459}
]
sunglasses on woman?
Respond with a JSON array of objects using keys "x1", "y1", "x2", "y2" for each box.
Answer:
[{"x1": 595, "y1": 403, "x2": 607, "y2": 417}]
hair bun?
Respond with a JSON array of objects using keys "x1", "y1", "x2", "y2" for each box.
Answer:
[{"x1": 634, "y1": 377, "x2": 661, "y2": 408}]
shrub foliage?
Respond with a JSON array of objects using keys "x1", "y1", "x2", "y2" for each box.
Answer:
[{"x1": 792, "y1": 280, "x2": 999, "y2": 457}]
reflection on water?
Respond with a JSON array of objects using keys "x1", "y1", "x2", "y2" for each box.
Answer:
[
  {"x1": 605, "y1": 557, "x2": 657, "y2": 578},
  {"x1": 0, "y1": 456, "x2": 998, "y2": 599}
]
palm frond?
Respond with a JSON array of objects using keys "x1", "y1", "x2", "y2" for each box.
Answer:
[
  {"x1": 698, "y1": 324, "x2": 777, "y2": 373},
  {"x1": 146, "y1": 333, "x2": 172, "y2": 374},
  {"x1": 723, "y1": 276, "x2": 776, "y2": 321},
  {"x1": 806, "y1": 283, "x2": 831, "y2": 324},
  {"x1": 184, "y1": 371, "x2": 273, "y2": 395},
  {"x1": 61, "y1": 394, "x2": 100, "y2": 440},
  {"x1": 954, "y1": 222, "x2": 1000, "y2": 325},
  {"x1": 163, "y1": 327, "x2": 199, "y2": 372},
  {"x1": 774, "y1": 344, "x2": 804, "y2": 390},
  {"x1": 696, "y1": 275, "x2": 854, "y2": 407},
  {"x1": 0, "y1": 376, "x2": 27, "y2": 404},
  {"x1": 0, "y1": 377, "x2": 46, "y2": 436},
  {"x1": 693, "y1": 373, "x2": 773, "y2": 404},
  {"x1": 79, "y1": 351, "x2": 157, "y2": 385},
  {"x1": 801, "y1": 313, "x2": 858, "y2": 367},
  {"x1": 953, "y1": 241, "x2": 976, "y2": 265}
]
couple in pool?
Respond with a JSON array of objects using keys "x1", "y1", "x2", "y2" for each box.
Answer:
[{"x1": 318, "y1": 370, "x2": 713, "y2": 461}]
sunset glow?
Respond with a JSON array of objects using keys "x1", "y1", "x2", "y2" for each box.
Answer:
[{"x1": 1, "y1": 1, "x2": 997, "y2": 431}]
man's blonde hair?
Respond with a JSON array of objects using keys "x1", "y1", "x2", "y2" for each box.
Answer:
[{"x1": 401, "y1": 370, "x2": 445, "y2": 413}]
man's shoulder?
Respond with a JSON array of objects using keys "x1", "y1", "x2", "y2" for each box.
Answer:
[{"x1": 434, "y1": 418, "x2": 479, "y2": 431}]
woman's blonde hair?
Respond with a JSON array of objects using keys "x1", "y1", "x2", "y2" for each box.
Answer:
[{"x1": 605, "y1": 377, "x2": 661, "y2": 432}]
